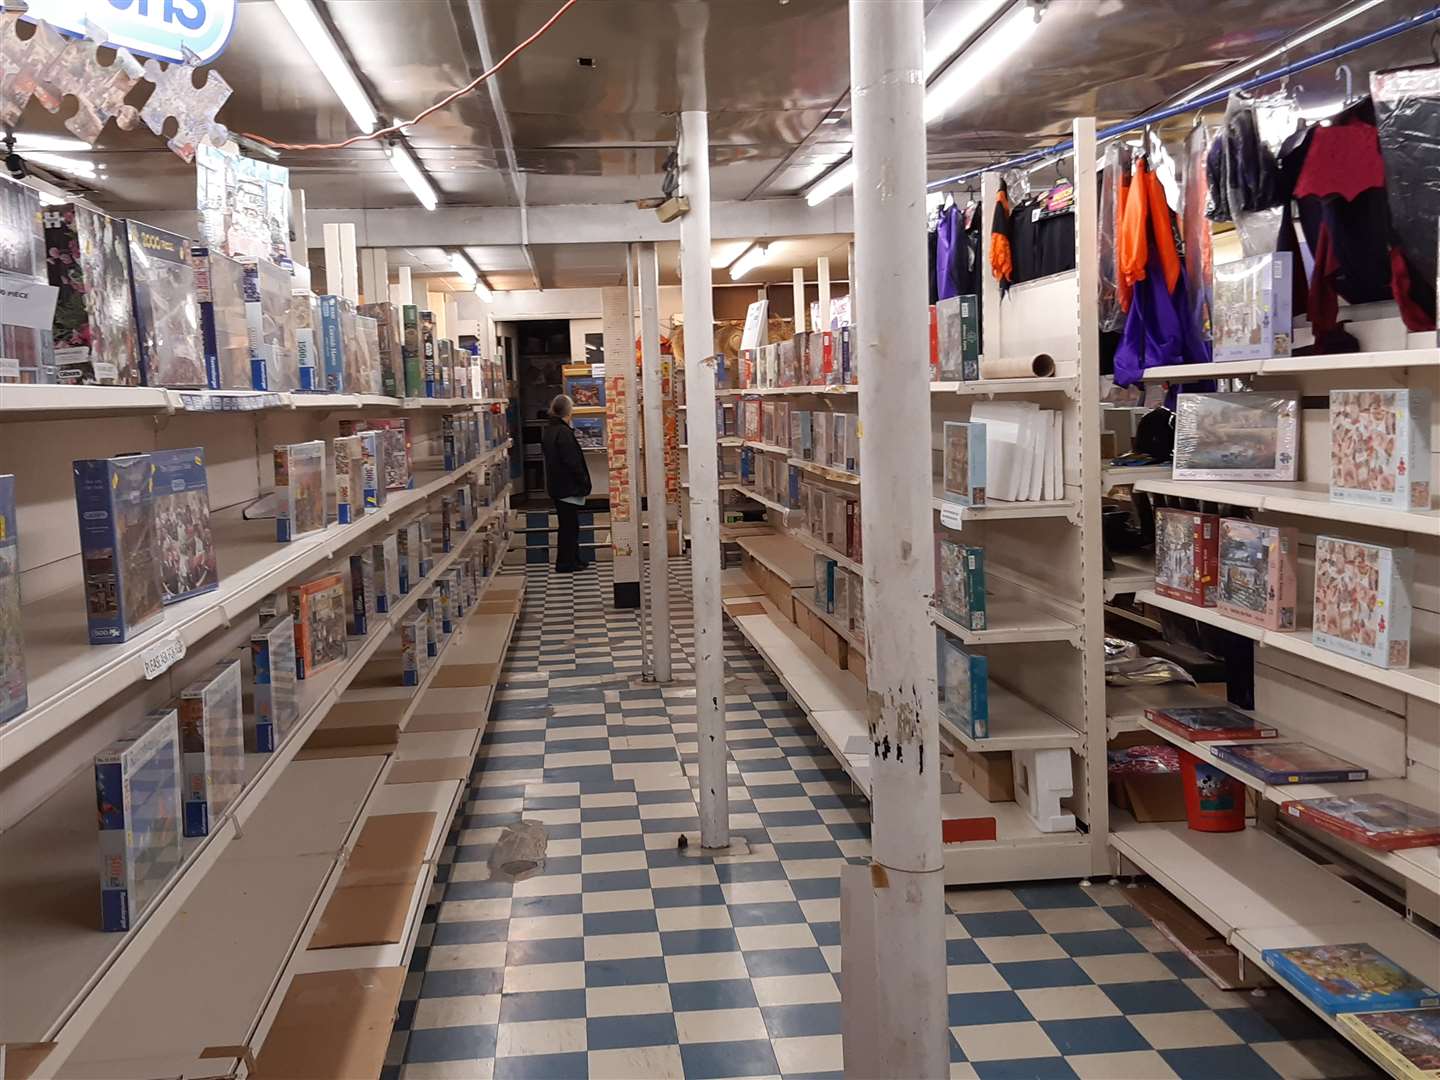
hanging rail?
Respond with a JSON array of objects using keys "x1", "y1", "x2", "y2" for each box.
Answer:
[{"x1": 927, "y1": 5, "x2": 1440, "y2": 190}]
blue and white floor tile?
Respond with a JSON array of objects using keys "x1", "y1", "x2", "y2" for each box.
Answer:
[{"x1": 388, "y1": 561, "x2": 1378, "y2": 1080}]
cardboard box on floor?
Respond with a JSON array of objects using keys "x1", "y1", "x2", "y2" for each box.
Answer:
[{"x1": 253, "y1": 968, "x2": 405, "y2": 1079}]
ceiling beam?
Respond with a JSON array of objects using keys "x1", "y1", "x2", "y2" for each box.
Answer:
[{"x1": 300, "y1": 197, "x2": 854, "y2": 249}]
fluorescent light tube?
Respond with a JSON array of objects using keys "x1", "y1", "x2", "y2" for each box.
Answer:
[
  {"x1": 474, "y1": 280, "x2": 493, "y2": 302},
  {"x1": 449, "y1": 251, "x2": 478, "y2": 287},
  {"x1": 923, "y1": 0, "x2": 1007, "y2": 77},
  {"x1": 805, "y1": 162, "x2": 856, "y2": 207},
  {"x1": 274, "y1": 0, "x2": 378, "y2": 134},
  {"x1": 925, "y1": 3, "x2": 1038, "y2": 124},
  {"x1": 25, "y1": 152, "x2": 97, "y2": 180},
  {"x1": 387, "y1": 141, "x2": 439, "y2": 211},
  {"x1": 728, "y1": 243, "x2": 769, "y2": 281},
  {"x1": 13, "y1": 134, "x2": 92, "y2": 153}
]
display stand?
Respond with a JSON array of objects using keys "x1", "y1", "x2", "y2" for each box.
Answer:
[{"x1": 0, "y1": 384, "x2": 514, "y2": 1075}]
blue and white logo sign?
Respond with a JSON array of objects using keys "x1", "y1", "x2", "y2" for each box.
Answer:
[{"x1": 23, "y1": 0, "x2": 238, "y2": 64}]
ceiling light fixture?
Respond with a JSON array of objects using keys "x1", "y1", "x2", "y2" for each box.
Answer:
[
  {"x1": 388, "y1": 140, "x2": 439, "y2": 211},
  {"x1": 12, "y1": 134, "x2": 92, "y2": 153},
  {"x1": 24, "y1": 151, "x2": 97, "y2": 180},
  {"x1": 1176, "y1": 0, "x2": 1386, "y2": 105},
  {"x1": 804, "y1": 0, "x2": 1042, "y2": 206},
  {"x1": 804, "y1": 161, "x2": 856, "y2": 207},
  {"x1": 449, "y1": 251, "x2": 478, "y2": 287},
  {"x1": 923, "y1": 0, "x2": 1007, "y2": 77},
  {"x1": 924, "y1": 2, "x2": 1040, "y2": 124},
  {"x1": 474, "y1": 280, "x2": 493, "y2": 302},
  {"x1": 273, "y1": 0, "x2": 378, "y2": 134},
  {"x1": 727, "y1": 242, "x2": 770, "y2": 281}
]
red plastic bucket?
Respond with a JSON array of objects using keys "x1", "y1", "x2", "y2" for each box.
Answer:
[{"x1": 1180, "y1": 751, "x2": 1246, "y2": 832}]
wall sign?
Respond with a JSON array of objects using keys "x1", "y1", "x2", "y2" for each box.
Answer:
[{"x1": 24, "y1": 0, "x2": 238, "y2": 65}]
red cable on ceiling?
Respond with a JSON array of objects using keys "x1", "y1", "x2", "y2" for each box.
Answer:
[{"x1": 240, "y1": 0, "x2": 580, "y2": 152}]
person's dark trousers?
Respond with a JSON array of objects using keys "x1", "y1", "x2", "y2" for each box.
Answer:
[{"x1": 554, "y1": 499, "x2": 582, "y2": 571}]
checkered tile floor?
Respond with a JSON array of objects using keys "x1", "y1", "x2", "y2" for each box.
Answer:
[{"x1": 387, "y1": 561, "x2": 1379, "y2": 1080}]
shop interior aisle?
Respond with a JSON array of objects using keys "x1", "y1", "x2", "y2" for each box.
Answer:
[{"x1": 386, "y1": 561, "x2": 1379, "y2": 1080}]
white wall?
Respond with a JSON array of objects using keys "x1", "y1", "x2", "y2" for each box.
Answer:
[{"x1": 452, "y1": 286, "x2": 683, "y2": 334}]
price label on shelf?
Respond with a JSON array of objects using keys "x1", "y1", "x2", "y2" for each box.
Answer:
[
  {"x1": 939, "y1": 503, "x2": 965, "y2": 531},
  {"x1": 141, "y1": 633, "x2": 186, "y2": 680}
]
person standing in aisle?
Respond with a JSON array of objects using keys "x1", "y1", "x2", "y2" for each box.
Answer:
[{"x1": 542, "y1": 394, "x2": 592, "y2": 573}]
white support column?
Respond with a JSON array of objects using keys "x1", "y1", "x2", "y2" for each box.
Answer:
[
  {"x1": 844, "y1": 1, "x2": 947, "y2": 1077},
  {"x1": 679, "y1": 106, "x2": 729, "y2": 849},
  {"x1": 428, "y1": 290, "x2": 448, "y2": 340},
  {"x1": 322, "y1": 223, "x2": 342, "y2": 296},
  {"x1": 817, "y1": 255, "x2": 831, "y2": 330},
  {"x1": 289, "y1": 188, "x2": 309, "y2": 272},
  {"x1": 603, "y1": 277, "x2": 642, "y2": 609},
  {"x1": 792, "y1": 267, "x2": 806, "y2": 333},
  {"x1": 338, "y1": 222, "x2": 359, "y2": 304},
  {"x1": 397, "y1": 265, "x2": 414, "y2": 306},
  {"x1": 638, "y1": 242, "x2": 672, "y2": 682},
  {"x1": 360, "y1": 248, "x2": 389, "y2": 305}
]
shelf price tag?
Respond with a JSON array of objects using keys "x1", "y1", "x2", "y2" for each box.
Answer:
[
  {"x1": 141, "y1": 633, "x2": 186, "y2": 680},
  {"x1": 939, "y1": 503, "x2": 965, "y2": 531}
]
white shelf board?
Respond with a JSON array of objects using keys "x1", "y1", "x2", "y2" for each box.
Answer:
[
  {"x1": 1133, "y1": 477, "x2": 1440, "y2": 538},
  {"x1": 0, "y1": 384, "x2": 508, "y2": 421},
  {"x1": 1103, "y1": 552, "x2": 1152, "y2": 601},
  {"x1": 1109, "y1": 811, "x2": 1440, "y2": 1078},
  {"x1": 1106, "y1": 682, "x2": 1221, "y2": 737},
  {"x1": 1101, "y1": 464, "x2": 1168, "y2": 495},
  {"x1": 940, "y1": 681, "x2": 1083, "y2": 753},
  {"x1": 788, "y1": 457, "x2": 860, "y2": 486},
  {"x1": 738, "y1": 384, "x2": 857, "y2": 397},
  {"x1": 722, "y1": 596, "x2": 869, "y2": 795},
  {"x1": 741, "y1": 489, "x2": 793, "y2": 516},
  {"x1": 1137, "y1": 589, "x2": 1440, "y2": 705},
  {"x1": 717, "y1": 436, "x2": 743, "y2": 447},
  {"x1": 789, "y1": 530, "x2": 862, "y2": 576},
  {"x1": 931, "y1": 494, "x2": 1076, "y2": 524},
  {"x1": 1, "y1": 442, "x2": 512, "y2": 772},
  {"x1": 734, "y1": 533, "x2": 817, "y2": 587},
  {"x1": 0, "y1": 524, "x2": 511, "y2": 1051},
  {"x1": 742, "y1": 439, "x2": 791, "y2": 456},
  {"x1": 930, "y1": 376, "x2": 1078, "y2": 398},
  {"x1": 940, "y1": 786, "x2": 1092, "y2": 886},
  {"x1": 933, "y1": 601, "x2": 1079, "y2": 647},
  {"x1": 1134, "y1": 717, "x2": 1439, "y2": 896},
  {"x1": 1141, "y1": 346, "x2": 1440, "y2": 381}
]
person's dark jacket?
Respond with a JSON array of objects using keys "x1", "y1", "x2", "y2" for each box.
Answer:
[{"x1": 542, "y1": 416, "x2": 592, "y2": 501}]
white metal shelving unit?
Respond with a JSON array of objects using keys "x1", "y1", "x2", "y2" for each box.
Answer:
[
  {"x1": 0, "y1": 373, "x2": 516, "y2": 1075},
  {"x1": 1100, "y1": 221, "x2": 1440, "y2": 1078}
]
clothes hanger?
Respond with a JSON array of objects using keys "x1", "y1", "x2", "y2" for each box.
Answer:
[{"x1": 1336, "y1": 64, "x2": 1355, "y2": 105}]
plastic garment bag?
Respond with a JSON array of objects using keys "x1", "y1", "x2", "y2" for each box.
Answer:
[
  {"x1": 1098, "y1": 142, "x2": 1131, "y2": 333},
  {"x1": 1182, "y1": 125, "x2": 1215, "y2": 344},
  {"x1": 1371, "y1": 64, "x2": 1440, "y2": 323}
]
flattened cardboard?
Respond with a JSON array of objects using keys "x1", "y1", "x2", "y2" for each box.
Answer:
[
  {"x1": 951, "y1": 747, "x2": 1015, "y2": 802},
  {"x1": 340, "y1": 811, "x2": 436, "y2": 887},
  {"x1": 305, "y1": 697, "x2": 404, "y2": 750},
  {"x1": 348, "y1": 654, "x2": 406, "y2": 691},
  {"x1": 252, "y1": 967, "x2": 405, "y2": 1080},
  {"x1": 722, "y1": 574, "x2": 765, "y2": 599},
  {"x1": 308, "y1": 883, "x2": 412, "y2": 949},
  {"x1": 432, "y1": 662, "x2": 499, "y2": 688},
  {"x1": 1123, "y1": 774, "x2": 1188, "y2": 823},
  {"x1": 387, "y1": 756, "x2": 472, "y2": 784},
  {"x1": 1123, "y1": 882, "x2": 1263, "y2": 989},
  {"x1": 3, "y1": 1044, "x2": 56, "y2": 1080},
  {"x1": 404, "y1": 711, "x2": 489, "y2": 734},
  {"x1": 729, "y1": 601, "x2": 766, "y2": 617},
  {"x1": 295, "y1": 742, "x2": 397, "y2": 762}
]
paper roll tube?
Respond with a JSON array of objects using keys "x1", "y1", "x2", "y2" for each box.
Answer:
[{"x1": 979, "y1": 353, "x2": 1056, "y2": 379}]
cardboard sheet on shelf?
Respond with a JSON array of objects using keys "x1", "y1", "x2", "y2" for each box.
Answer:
[
  {"x1": 2, "y1": 1044, "x2": 55, "y2": 1080},
  {"x1": 432, "y1": 662, "x2": 499, "y2": 688},
  {"x1": 340, "y1": 812, "x2": 436, "y2": 887},
  {"x1": 305, "y1": 697, "x2": 406, "y2": 750},
  {"x1": 252, "y1": 967, "x2": 405, "y2": 1080},
  {"x1": 471, "y1": 600, "x2": 519, "y2": 615},
  {"x1": 386, "y1": 757, "x2": 472, "y2": 785},
  {"x1": 1122, "y1": 882, "x2": 1264, "y2": 989},
  {"x1": 308, "y1": 883, "x2": 412, "y2": 950},
  {"x1": 728, "y1": 602, "x2": 766, "y2": 617},
  {"x1": 404, "y1": 711, "x2": 488, "y2": 734},
  {"x1": 295, "y1": 743, "x2": 397, "y2": 762},
  {"x1": 346, "y1": 654, "x2": 407, "y2": 692}
]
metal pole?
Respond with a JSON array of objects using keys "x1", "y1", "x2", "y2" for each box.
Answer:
[
  {"x1": 845, "y1": 0, "x2": 947, "y2": 1076},
  {"x1": 679, "y1": 107, "x2": 730, "y2": 850},
  {"x1": 625, "y1": 245, "x2": 651, "y2": 674},
  {"x1": 638, "y1": 242, "x2": 671, "y2": 682}
]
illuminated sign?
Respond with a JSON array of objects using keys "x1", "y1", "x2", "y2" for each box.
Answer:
[{"x1": 23, "y1": 0, "x2": 238, "y2": 65}]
